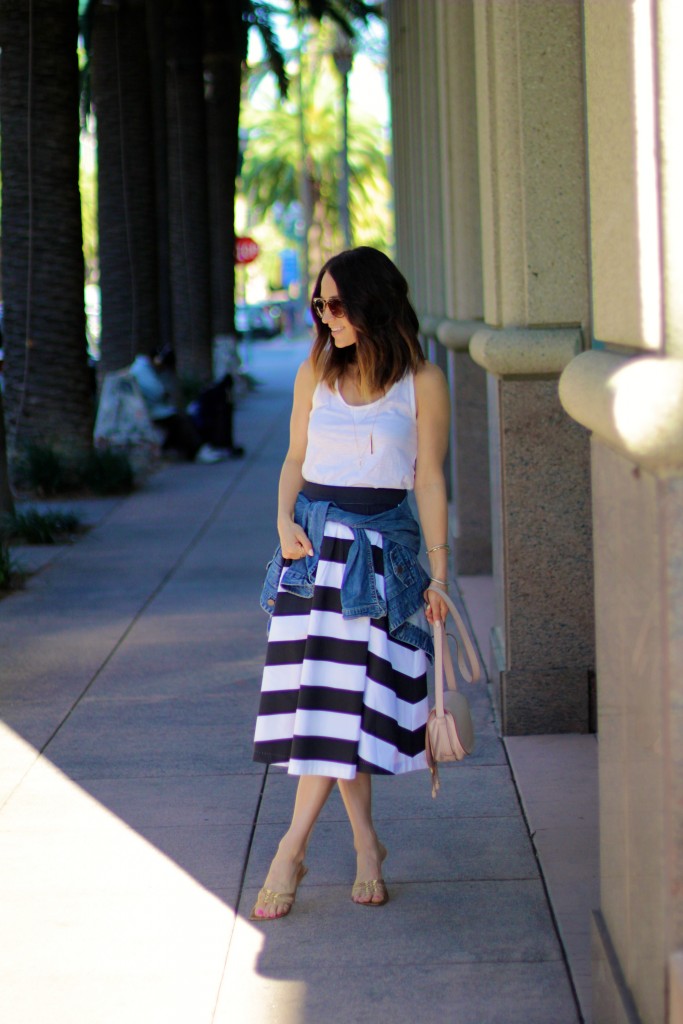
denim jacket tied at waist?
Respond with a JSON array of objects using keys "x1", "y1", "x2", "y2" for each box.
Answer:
[{"x1": 260, "y1": 491, "x2": 434, "y2": 660}]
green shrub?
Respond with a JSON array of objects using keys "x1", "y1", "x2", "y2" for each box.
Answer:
[
  {"x1": 0, "y1": 508, "x2": 83, "y2": 545},
  {"x1": 16, "y1": 443, "x2": 70, "y2": 497},
  {"x1": 76, "y1": 448, "x2": 135, "y2": 495},
  {"x1": 13, "y1": 443, "x2": 135, "y2": 498},
  {"x1": 0, "y1": 543, "x2": 22, "y2": 591}
]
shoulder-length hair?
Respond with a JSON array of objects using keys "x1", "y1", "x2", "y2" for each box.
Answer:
[{"x1": 310, "y1": 247, "x2": 425, "y2": 395}]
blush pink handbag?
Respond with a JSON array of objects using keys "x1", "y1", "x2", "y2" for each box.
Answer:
[{"x1": 425, "y1": 586, "x2": 481, "y2": 797}]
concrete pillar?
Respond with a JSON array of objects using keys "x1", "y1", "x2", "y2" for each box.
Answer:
[
  {"x1": 438, "y1": 320, "x2": 490, "y2": 575},
  {"x1": 387, "y1": 0, "x2": 416, "y2": 286},
  {"x1": 432, "y1": 0, "x2": 490, "y2": 575},
  {"x1": 561, "y1": 356, "x2": 683, "y2": 1024},
  {"x1": 470, "y1": 0, "x2": 594, "y2": 734},
  {"x1": 390, "y1": 0, "x2": 490, "y2": 573},
  {"x1": 416, "y1": 3, "x2": 445, "y2": 318},
  {"x1": 558, "y1": 3, "x2": 683, "y2": 1021},
  {"x1": 389, "y1": 0, "x2": 443, "y2": 314}
]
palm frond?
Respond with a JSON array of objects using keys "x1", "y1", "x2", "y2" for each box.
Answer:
[
  {"x1": 291, "y1": 0, "x2": 383, "y2": 39},
  {"x1": 77, "y1": 0, "x2": 96, "y2": 127},
  {"x1": 245, "y1": 2, "x2": 290, "y2": 97}
]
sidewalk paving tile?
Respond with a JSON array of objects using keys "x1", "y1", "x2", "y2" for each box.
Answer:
[
  {"x1": 258, "y1": 764, "x2": 521, "y2": 824},
  {"x1": 215, "y1": 959, "x2": 579, "y2": 1024},
  {"x1": 0, "y1": 765, "x2": 263, "y2": 830},
  {"x1": 245, "y1": 816, "x2": 538, "y2": 889},
  {"x1": 0, "y1": 340, "x2": 584, "y2": 1024},
  {"x1": 238, "y1": 879, "x2": 563, "y2": 965}
]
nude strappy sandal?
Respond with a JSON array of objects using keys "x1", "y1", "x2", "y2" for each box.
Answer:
[
  {"x1": 351, "y1": 843, "x2": 389, "y2": 907},
  {"x1": 250, "y1": 864, "x2": 308, "y2": 921}
]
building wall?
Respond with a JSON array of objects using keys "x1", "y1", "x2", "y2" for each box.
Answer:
[
  {"x1": 469, "y1": 0, "x2": 594, "y2": 735},
  {"x1": 387, "y1": 0, "x2": 683, "y2": 1020},
  {"x1": 559, "y1": 3, "x2": 683, "y2": 1020},
  {"x1": 389, "y1": 0, "x2": 491, "y2": 576},
  {"x1": 389, "y1": 0, "x2": 595, "y2": 734}
]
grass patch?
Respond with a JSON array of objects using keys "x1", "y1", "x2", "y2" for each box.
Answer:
[
  {"x1": 0, "y1": 543, "x2": 23, "y2": 591},
  {"x1": 16, "y1": 443, "x2": 69, "y2": 497},
  {"x1": 14, "y1": 443, "x2": 135, "y2": 498},
  {"x1": 1, "y1": 508, "x2": 83, "y2": 545},
  {"x1": 75, "y1": 448, "x2": 135, "y2": 496}
]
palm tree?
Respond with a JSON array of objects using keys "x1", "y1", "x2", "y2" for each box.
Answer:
[
  {"x1": 241, "y1": 54, "x2": 392, "y2": 272},
  {"x1": 145, "y1": 0, "x2": 174, "y2": 358},
  {"x1": 203, "y1": 0, "x2": 250, "y2": 346},
  {"x1": 0, "y1": 0, "x2": 94, "y2": 454},
  {"x1": 86, "y1": 0, "x2": 212, "y2": 380},
  {"x1": 166, "y1": 0, "x2": 213, "y2": 382},
  {"x1": 0, "y1": 394, "x2": 15, "y2": 517},
  {"x1": 0, "y1": 0, "x2": 381, "y2": 510},
  {"x1": 90, "y1": 0, "x2": 160, "y2": 372},
  {"x1": 84, "y1": 0, "x2": 380, "y2": 375},
  {"x1": 203, "y1": 0, "x2": 381, "y2": 347}
]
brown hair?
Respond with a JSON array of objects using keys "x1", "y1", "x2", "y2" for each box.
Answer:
[{"x1": 310, "y1": 247, "x2": 425, "y2": 396}]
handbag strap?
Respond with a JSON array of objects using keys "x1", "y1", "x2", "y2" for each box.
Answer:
[{"x1": 429, "y1": 585, "x2": 481, "y2": 718}]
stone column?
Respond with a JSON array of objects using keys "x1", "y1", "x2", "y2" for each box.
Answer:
[
  {"x1": 388, "y1": 0, "x2": 444, "y2": 313},
  {"x1": 437, "y1": 320, "x2": 490, "y2": 575},
  {"x1": 432, "y1": 0, "x2": 490, "y2": 575},
  {"x1": 470, "y1": 0, "x2": 594, "y2": 734},
  {"x1": 559, "y1": 2, "x2": 683, "y2": 1021},
  {"x1": 394, "y1": 0, "x2": 491, "y2": 572},
  {"x1": 561, "y1": 357, "x2": 683, "y2": 1024},
  {"x1": 387, "y1": 0, "x2": 417, "y2": 286}
]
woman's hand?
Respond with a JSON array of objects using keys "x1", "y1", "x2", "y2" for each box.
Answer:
[
  {"x1": 424, "y1": 586, "x2": 449, "y2": 625},
  {"x1": 278, "y1": 517, "x2": 314, "y2": 560},
  {"x1": 276, "y1": 359, "x2": 316, "y2": 562}
]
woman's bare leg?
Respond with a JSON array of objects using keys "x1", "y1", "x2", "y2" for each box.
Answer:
[
  {"x1": 337, "y1": 774, "x2": 387, "y2": 904},
  {"x1": 252, "y1": 775, "x2": 335, "y2": 919}
]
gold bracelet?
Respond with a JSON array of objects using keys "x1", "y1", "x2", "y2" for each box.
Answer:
[
  {"x1": 426, "y1": 543, "x2": 450, "y2": 554},
  {"x1": 429, "y1": 577, "x2": 449, "y2": 587}
]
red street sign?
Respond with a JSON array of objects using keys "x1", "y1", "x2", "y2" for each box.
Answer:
[{"x1": 235, "y1": 237, "x2": 260, "y2": 264}]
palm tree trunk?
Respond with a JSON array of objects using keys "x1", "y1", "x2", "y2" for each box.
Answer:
[
  {"x1": 145, "y1": 0, "x2": 174, "y2": 358},
  {"x1": 204, "y1": 0, "x2": 248, "y2": 345},
  {"x1": 0, "y1": 0, "x2": 94, "y2": 454},
  {"x1": 166, "y1": 0, "x2": 212, "y2": 383},
  {"x1": 92, "y1": 0, "x2": 160, "y2": 372},
  {"x1": 0, "y1": 392, "x2": 15, "y2": 517}
]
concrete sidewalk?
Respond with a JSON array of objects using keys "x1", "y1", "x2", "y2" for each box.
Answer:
[{"x1": 0, "y1": 340, "x2": 587, "y2": 1024}]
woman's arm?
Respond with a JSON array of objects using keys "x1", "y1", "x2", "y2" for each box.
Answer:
[
  {"x1": 277, "y1": 359, "x2": 316, "y2": 559},
  {"x1": 413, "y1": 362, "x2": 451, "y2": 623}
]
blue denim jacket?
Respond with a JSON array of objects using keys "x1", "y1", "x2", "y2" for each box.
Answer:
[{"x1": 260, "y1": 491, "x2": 434, "y2": 659}]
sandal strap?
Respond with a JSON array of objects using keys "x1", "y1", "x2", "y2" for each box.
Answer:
[
  {"x1": 352, "y1": 879, "x2": 386, "y2": 897},
  {"x1": 257, "y1": 885, "x2": 295, "y2": 907}
]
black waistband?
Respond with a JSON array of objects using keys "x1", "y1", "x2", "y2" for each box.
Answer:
[{"x1": 301, "y1": 481, "x2": 407, "y2": 515}]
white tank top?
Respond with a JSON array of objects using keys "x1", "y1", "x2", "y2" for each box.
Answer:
[{"x1": 302, "y1": 373, "x2": 418, "y2": 489}]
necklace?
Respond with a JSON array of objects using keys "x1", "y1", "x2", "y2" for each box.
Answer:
[{"x1": 349, "y1": 393, "x2": 386, "y2": 466}]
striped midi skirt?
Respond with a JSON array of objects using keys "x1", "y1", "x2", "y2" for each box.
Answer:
[{"x1": 253, "y1": 520, "x2": 429, "y2": 779}]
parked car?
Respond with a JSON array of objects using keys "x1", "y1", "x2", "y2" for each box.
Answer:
[{"x1": 235, "y1": 302, "x2": 282, "y2": 339}]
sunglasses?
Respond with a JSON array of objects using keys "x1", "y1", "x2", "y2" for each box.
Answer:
[{"x1": 313, "y1": 296, "x2": 346, "y2": 319}]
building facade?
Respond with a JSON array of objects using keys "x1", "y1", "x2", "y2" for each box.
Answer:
[{"x1": 386, "y1": 2, "x2": 683, "y2": 1022}]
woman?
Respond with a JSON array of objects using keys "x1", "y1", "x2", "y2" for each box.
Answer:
[{"x1": 251, "y1": 247, "x2": 450, "y2": 920}]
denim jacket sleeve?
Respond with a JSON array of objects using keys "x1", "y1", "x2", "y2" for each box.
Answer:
[
  {"x1": 259, "y1": 493, "x2": 434, "y2": 659},
  {"x1": 383, "y1": 540, "x2": 433, "y2": 659},
  {"x1": 259, "y1": 545, "x2": 286, "y2": 616},
  {"x1": 258, "y1": 494, "x2": 325, "y2": 615}
]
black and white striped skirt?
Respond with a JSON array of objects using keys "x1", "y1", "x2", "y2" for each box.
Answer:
[{"x1": 253, "y1": 511, "x2": 429, "y2": 779}]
